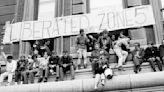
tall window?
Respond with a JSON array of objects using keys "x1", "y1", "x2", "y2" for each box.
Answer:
[
  {"x1": 90, "y1": 0, "x2": 123, "y2": 13},
  {"x1": 161, "y1": 0, "x2": 164, "y2": 19},
  {"x1": 38, "y1": 0, "x2": 55, "y2": 20}
]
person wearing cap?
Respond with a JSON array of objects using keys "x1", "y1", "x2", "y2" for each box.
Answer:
[
  {"x1": 60, "y1": 51, "x2": 75, "y2": 81},
  {"x1": 131, "y1": 43, "x2": 144, "y2": 74},
  {"x1": 48, "y1": 51, "x2": 60, "y2": 81},
  {"x1": 15, "y1": 55, "x2": 28, "y2": 85},
  {"x1": 144, "y1": 42, "x2": 162, "y2": 72},
  {"x1": 98, "y1": 29, "x2": 112, "y2": 53},
  {"x1": 76, "y1": 29, "x2": 89, "y2": 69},
  {"x1": 0, "y1": 56, "x2": 17, "y2": 86}
]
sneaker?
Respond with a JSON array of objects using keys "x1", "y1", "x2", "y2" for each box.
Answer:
[
  {"x1": 38, "y1": 77, "x2": 43, "y2": 83},
  {"x1": 5, "y1": 83, "x2": 10, "y2": 86},
  {"x1": 134, "y1": 71, "x2": 138, "y2": 74},
  {"x1": 15, "y1": 82, "x2": 18, "y2": 85},
  {"x1": 101, "y1": 80, "x2": 105, "y2": 86},
  {"x1": 94, "y1": 85, "x2": 98, "y2": 89},
  {"x1": 20, "y1": 81, "x2": 23, "y2": 85},
  {"x1": 139, "y1": 68, "x2": 142, "y2": 72},
  {"x1": 55, "y1": 77, "x2": 59, "y2": 81},
  {"x1": 44, "y1": 77, "x2": 48, "y2": 82},
  {"x1": 71, "y1": 77, "x2": 75, "y2": 80},
  {"x1": 84, "y1": 64, "x2": 87, "y2": 69},
  {"x1": 93, "y1": 75, "x2": 95, "y2": 78}
]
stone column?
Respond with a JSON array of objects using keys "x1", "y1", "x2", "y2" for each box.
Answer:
[{"x1": 149, "y1": 0, "x2": 163, "y2": 44}]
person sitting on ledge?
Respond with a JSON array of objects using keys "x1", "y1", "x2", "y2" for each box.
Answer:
[
  {"x1": 93, "y1": 44, "x2": 111, "y2": 89},
  {"x1": 15, "y1": 55, "x2": 28, "y2": 85},
  {"x1": 48, "y1": 51, "x2": 60, "y2": 81},
  {"x1": 131, "y1": 43, "x2": 144, "y2": 74},
  {"x1": 159, "y1": 39, "x2": 164, "y2": 65},
  {"x1": 38, "y1": 52, "x2": 50, "y2": 83},
  {"x1": 113, "y1": 36, "x2": 130, "y2": 71},
  {"x1": 90, "y1": 43, "x2": 109, "y2": 78},
  {"x1": 60, "y1": 51, "x2": 75, "y2": 81},
  {"x1": 24, "y1": 55, "x2": 40, "y2": 84},
  {"x1": 0, "y1": 56, "x2": 16, "y2": 86},
  {"x1": 144, "y1": 42, "x2": 162, "y2": 72}
]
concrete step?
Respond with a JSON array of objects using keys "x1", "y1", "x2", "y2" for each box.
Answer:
[
  {"x1": 47, "y1": 62, "x2": 163, "y2": 81},
  {"x1": 1, "y1": 61, "x2": 163, "y2": 86}
]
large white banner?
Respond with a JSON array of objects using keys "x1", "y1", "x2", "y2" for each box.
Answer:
[{"x1": 3, "y1": 5, "x2": 155, "y2": 43}]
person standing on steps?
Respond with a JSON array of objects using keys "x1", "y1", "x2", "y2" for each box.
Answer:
[{"x1": 76, "y1": 29, "x2": 89, "y2": 69}]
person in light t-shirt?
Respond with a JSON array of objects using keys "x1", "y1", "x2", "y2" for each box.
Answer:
[
  {"x1": 0, "y1": 56, "x2": 17, "y2": 86},
  {"x1": 38, "y1": 52, "x2": 49, "y2": 83}
]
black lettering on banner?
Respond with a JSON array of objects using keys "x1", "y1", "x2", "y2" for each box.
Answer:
[
  {"x1": 9, "y1": 25, "x2": 13, "y2": 41},
  {"x1": 116, "y1": 11, "x2": 126, "y2": 28},
  {"x1": 52, "y1": 18, "x2": 60, "y2": 36},
  {"x1": 71, "y1": 16, "x2": 80, "y2": 34},
  {"x1": 43, "y1": 21, "x2": 52, "y2": 38},
  {"x1": 80, "y1": 15, "x2": 90, "y2": 31},
  {"x1": 98, "y1": 13, "x2": 106, "y2": 31},
  {"x1": 33, "y1": 21, "x2": 43, "y2": 39},
  {"x1": 64, "y1": 17, "x2": 68, "y2": 34},
  {"x1": 107, "y1": 12, "x2": 116, "y2": 29},
  {"x1": 22, "y1": 22, "x2": 32, "y2": 40},
  {"x1": 135, "y1": 7, "x2": 146, "y2": 25},
  {"x1": 124, "y1": 10, "x2": 134, "y2": 27}
]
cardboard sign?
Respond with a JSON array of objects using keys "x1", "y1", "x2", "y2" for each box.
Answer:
[{"x1": 3, "y1": 5, "x2": 155, "y2": 44}]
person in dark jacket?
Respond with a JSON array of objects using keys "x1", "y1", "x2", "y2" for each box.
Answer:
[
  {"x1": 159, "y1": 39, "x2": 164, "y2": 64},
  {"x1": 15, "y1": 56, "x2": 28, "y2": 85},
  {"x1": 90, "y1": 43, "x2": 110, "y2": 78},
  {"x1": 131, "y1": 43, "x2": 144, "y2": 73},
  {"x1": 98, "y1": 30, "x2": 112, "y2": 52},
  {"x1": 144, "y1": 42, "x2": 162, "y2": 72},
  {"x1": 60, "y1": 51, "x2": 75, "y2": 81},
  {"x1": 48, "y1": 51, "x2": 60, "y2": 81}
]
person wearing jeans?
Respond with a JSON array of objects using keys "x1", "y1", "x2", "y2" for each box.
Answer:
[
  {"x1": 144, "y1": 42, "x2": 162, "y2": 72},
  {"x1": 113, "y1": 38, "x2": 129, "y2": 71},
  {"x1": 60, "y1": 51, "x2": 75, "y2": 81},
  {"x1": 0, "y1": 56, "x2": 17, "y2": 86},
  {"x1": 15, "y1": 56, "x2": 28, "y2": 85},
  {"x1": 90, "y1": 43, "x2": 109, "y2": 78},
  {"x1": 132, "y1": 43, "x2": 144, "y2": 74},
  {"x1": 48, "y1": 51, "x2": 60, "y2": 81},
  {"x1": 38, "y1": 52, "x2": 49, "y2": 82},
  {"x1": 76, "y1": 29, "x2": 88, "y2": 69},
  {"x1": 159, "y1": 39, "x2": 164, "y2": 65},
  {"x1": 23, "y1": 55, "x2": 40, "y2": 84}
]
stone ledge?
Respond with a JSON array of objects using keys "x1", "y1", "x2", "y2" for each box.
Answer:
[{"x1": 1, "y1": 72, "x2": 164, "y2": 92}]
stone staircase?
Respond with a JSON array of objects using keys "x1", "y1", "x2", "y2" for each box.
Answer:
[{"x1": 0, "y1": 58, "x2": 163, "y2": 85}]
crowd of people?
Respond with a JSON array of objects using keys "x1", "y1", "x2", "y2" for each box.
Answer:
[{"x1": 0, "y1": 28, "x2": 164, "y2": 89}]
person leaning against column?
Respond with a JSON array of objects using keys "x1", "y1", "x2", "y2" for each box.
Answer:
[
  {"x1": 0, "y1": 55, "x2": 17, "y2": 86},
  {"x1": 131, "y1": 43, "x2": 144, "y2": 74},
  {"x1": 76, "y1": 29, "x2": 89, "y2": 69},
  {"x1": 159, "y1": 39, "x2": 164, "y2": 65}
]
